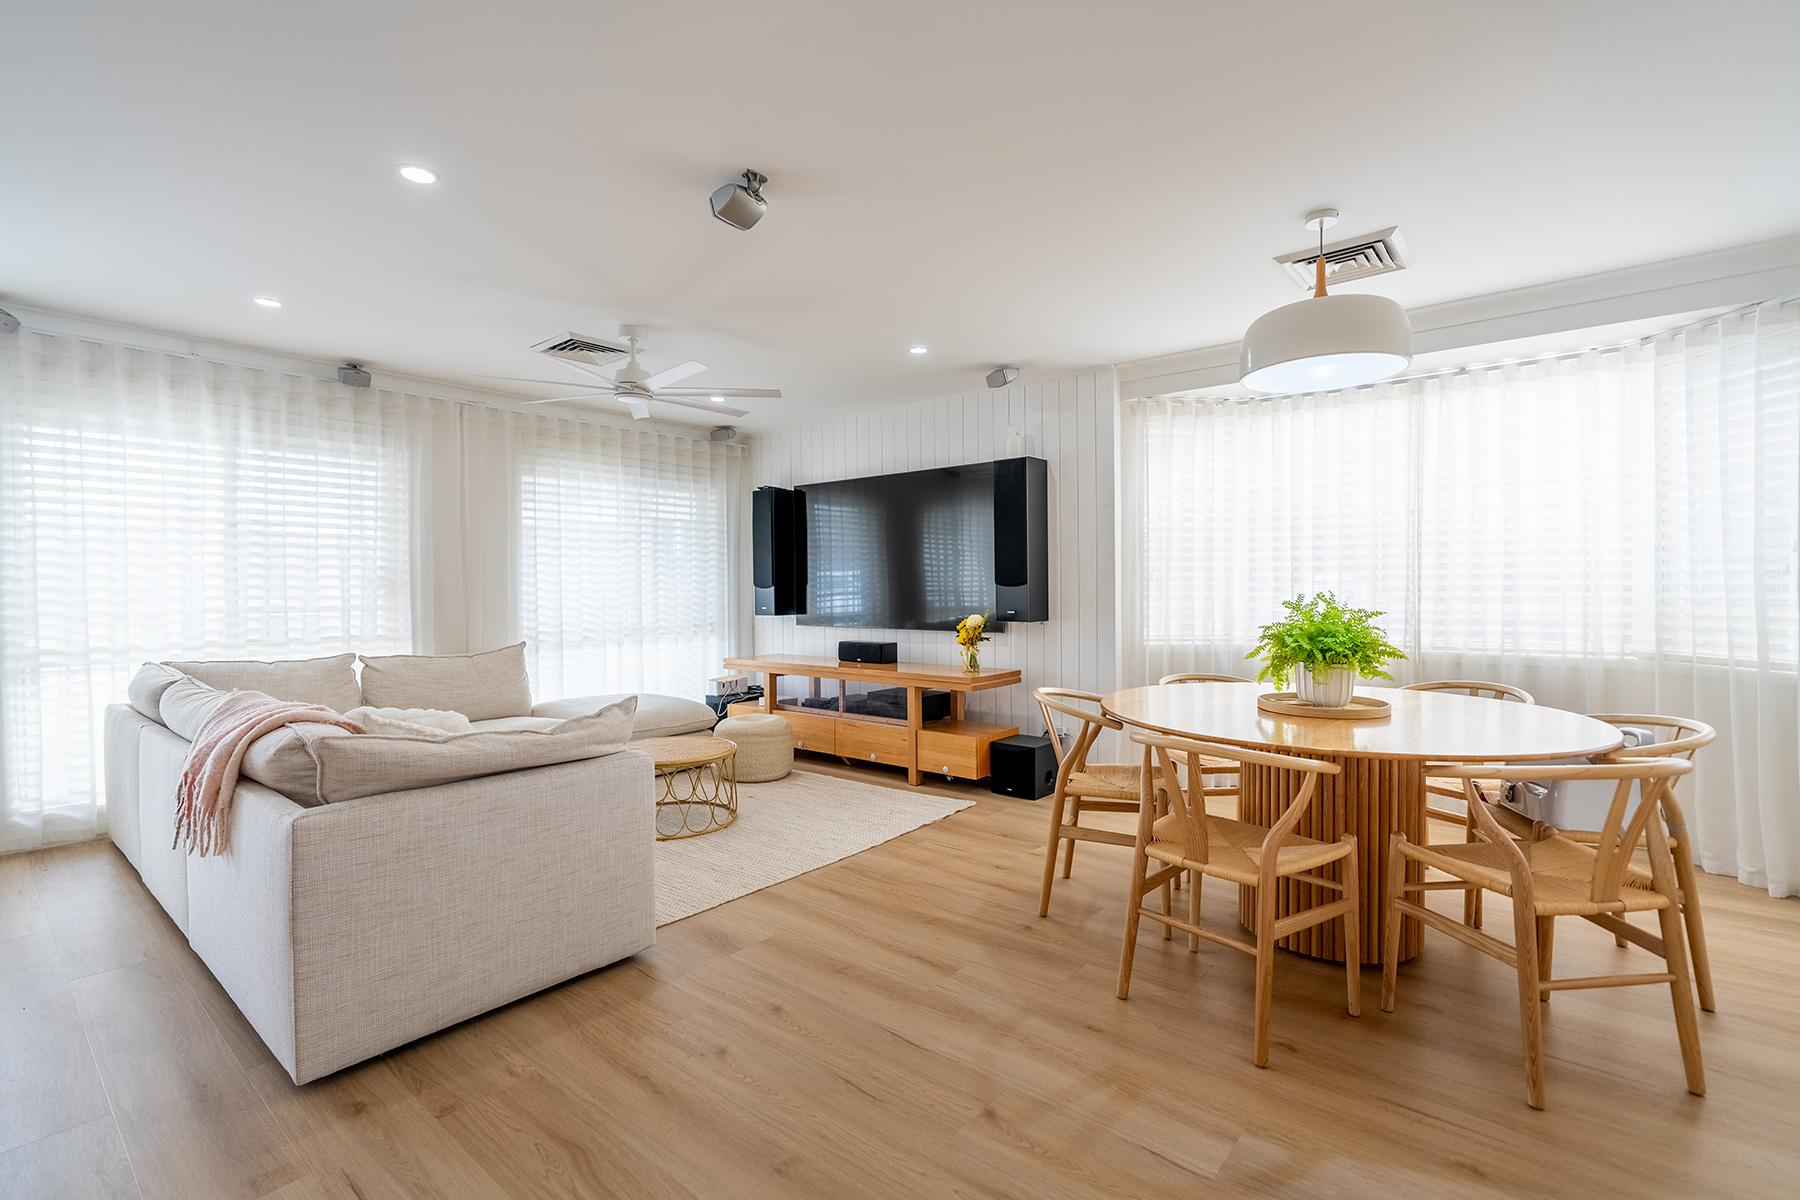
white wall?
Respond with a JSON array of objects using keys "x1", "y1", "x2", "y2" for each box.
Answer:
[{"x1": 747, "y1": 369, "x2": 1118, "y2": 738}]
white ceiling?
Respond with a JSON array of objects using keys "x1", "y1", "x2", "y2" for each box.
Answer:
[{"x1": 4, "y1": 1, "x2": 1798, "y2": 432}]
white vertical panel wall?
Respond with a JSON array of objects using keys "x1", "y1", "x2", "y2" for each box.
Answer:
[{"x1": 747, "y1": 369, "x2": 1119, "y2": 739}]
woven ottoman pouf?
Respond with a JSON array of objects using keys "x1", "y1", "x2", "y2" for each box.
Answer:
[{"x1": 715, "y1": 713, "x2": 794, "y2": 783}]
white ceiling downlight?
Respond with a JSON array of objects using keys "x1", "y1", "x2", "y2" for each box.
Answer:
[
  {"x1": 252, "y1": 295, "x2": 282, "y2": 308},
  {"x1": 1240, "y1": 208, "x2": 1412, "y2": 394},
  {"x1": 908, "y1": 345, "x2": 928, "y2": 356},
  {"x1": 397, "y1": 164, "x2": 438, "y2": 184}
]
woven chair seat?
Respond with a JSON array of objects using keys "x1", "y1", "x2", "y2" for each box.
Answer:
[
  {"x1": 1067, "y1": 763, "x2": 1143, "y2": 801},
  {"x1": 1557, "y1": 825, "x2": 1681, "y2": 853},
  {"x1": 1070, "y1": 757, "x2": 1240, "y2": 803},
  {"x1": 1148, "y1": 812, "x2": 1347, "y2": 886},
  {"x1": 1406, "y1": 834, "x2": 1671, "y2": 917},
  {"x1": 1425, "y1": 776, "x2": 1500, "y2": 801}
]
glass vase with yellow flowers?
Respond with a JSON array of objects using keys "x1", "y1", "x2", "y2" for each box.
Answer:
[{"x1": 955, "y1": 612, "x2": 991, "y2": 673}]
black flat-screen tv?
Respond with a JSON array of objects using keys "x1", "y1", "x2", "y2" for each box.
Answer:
[{"x1": 796, "y1": 457, "x2": 1047, "y2": 630}]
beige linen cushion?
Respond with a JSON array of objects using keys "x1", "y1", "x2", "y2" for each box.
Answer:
[
  {"x1": 127, "y1": 662, "x2": 187, "y2": 724},
  {"x1": 158, "y1": 674, "x2": 352, "y2": 808},
  {"x1": 305, "y1": 695, "x2": 635, "y2": 803},
  {"x1": 159, "y1": 675, "x2": 236, "y2": 739},
  {"x1": 162, "y1": 652, "x2": 361, "y2": 713},
  {"x1": 532, "y1": 692, "x2": 716, "y2": 739},
  {"x1": 467, "y1": 716, "x2": 563, "y2": 733},
  {"x1": 358, "y1": 643, "x2": 532, "y2": 721}
]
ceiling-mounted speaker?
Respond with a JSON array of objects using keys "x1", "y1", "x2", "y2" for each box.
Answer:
[
  {"x1": 986, "y1": 365, "x2": 1020, "y2": 389},
  {"x1": 336, "y1": 363, "x2": 372, "y2": 388},
  {"x1": 0, "y1": 308, "x2": 19, "y2": 334},
  {"x1": 710, "y1": 169, "x2": 769, "y2": 231},
  {"x1": 709, "y1": 426, "x2": 739, "y2": 442}
]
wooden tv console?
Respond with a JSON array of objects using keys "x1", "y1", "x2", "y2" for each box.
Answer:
[{"x1": 722, "y1": 655, "x2": 1022, "y2": 786}]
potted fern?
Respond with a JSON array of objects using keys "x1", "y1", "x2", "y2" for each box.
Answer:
[{"x1": 1246, "y1": 592, "x2": 1406, "y2": 707}]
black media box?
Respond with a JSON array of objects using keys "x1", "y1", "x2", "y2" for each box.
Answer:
[
  {"x1": 838, "y1": 640, "x2": 898, "y2": 664},
  {"x1": 855, "y1": 687, "x2": 951, "y2": 723},
  {"x1": 989, "y1": 734, "x2": 1057, "y2": 799}
]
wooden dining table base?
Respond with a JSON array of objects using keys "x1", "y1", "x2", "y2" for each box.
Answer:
[{"x1": 1236, "y1": 753, "x2": 1427, "y2": 965}]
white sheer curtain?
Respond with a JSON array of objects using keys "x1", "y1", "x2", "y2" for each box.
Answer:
[
  {"x1": 0, "y1": 326, "x2": 748, "y2": 856},
  {"x1": 461, "y1": 406, "x2": 745, "y2": 702},
  {"x1": 1121, "y1": 299, "x2": 1800, "y2": 896},
  {"x1": 0, "y1": 331, "x2": 433, "y2": 852}
]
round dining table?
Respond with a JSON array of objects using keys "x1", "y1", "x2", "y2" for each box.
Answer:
[{"x1": 1100, "y1": 682, "x2": 1623, "y2": 965}]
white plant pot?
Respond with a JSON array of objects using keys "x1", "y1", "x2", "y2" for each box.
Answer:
[{"x1": 1295, "y1": 666, "x2": 1356, "y2": 707}]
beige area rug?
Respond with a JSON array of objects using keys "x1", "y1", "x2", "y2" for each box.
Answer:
[{"x1": 653, "y1": 769, "x2": 974, "y2": 925}]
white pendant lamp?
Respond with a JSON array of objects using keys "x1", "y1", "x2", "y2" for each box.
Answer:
[{"x1": 1239, "y1": 208, "x2": 1412, "y2": 394}]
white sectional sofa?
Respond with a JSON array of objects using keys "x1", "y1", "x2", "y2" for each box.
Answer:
[{"x1": 101, "y1": 645, "x2": 717, "y2": 1084}]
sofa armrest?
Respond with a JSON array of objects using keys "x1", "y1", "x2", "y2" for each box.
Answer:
[
  {"x1": 190, "y1": 749, "x2": 655, "y2": 1084},
  {"x1": 185, "y1": 782, "x2": 306, "y2": 1072}
]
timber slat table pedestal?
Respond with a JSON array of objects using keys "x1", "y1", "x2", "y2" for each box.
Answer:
[
  {"x1": 1238, "y1": 753, "x2": 1426, "y2": 963},
  {"x1": 1101, "y1": 682, "x2": 1623, "y2": 966}
]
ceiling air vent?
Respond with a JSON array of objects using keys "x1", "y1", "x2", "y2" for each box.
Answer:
[
  {"x1": 1274, "y1": 226, "x2": 1410, "y2": 290},
  {"x1": 530, "y1": 331, "x2": 629, "y2": 366}
]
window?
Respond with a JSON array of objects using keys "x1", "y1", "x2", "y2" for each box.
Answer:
[
  {"x1": 0, "y1": 335, "x2": 416, "y2": 851},
  {"x1": 1122, "y1": 302, "x2": 1800, "y2": 897},
  {"x1": 518, "y1": 421, "x2": 738, "y2": 701},
  {"x1": 1127, "y1": 307, "x2": 1800, "y2": 670}
]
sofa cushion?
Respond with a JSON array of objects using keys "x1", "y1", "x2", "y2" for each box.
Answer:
[
  {"x1": 127, "y1": 663, "x2": 186, "y2": 725},
  {"x1": 358, "y1": 643, "x2": 532, "y2": 721},
  {"x1": 532, "y1": 692, "x2": 717, "y2": 739},
  {"x1": 345, "y1": 707, "x2": 473, "y2": 737},
  {"x1": 159, "y1": 674, "x2": 235, "y2": 740},
  {"x1": 243, "y1": 726, "x2": 351, "y2": 808},
  {"x1": 162, "y1": 652, "x2": 360, "y2": 713},
  {"x1": 158, "y1": 675, "x2": 353, "y2": 807},
  {"x1": 467, "y1": 716, "x2": 563, "y2": 733},
  {"x1": 304, "y1": 696, "x2": 635, "y2": 803}
]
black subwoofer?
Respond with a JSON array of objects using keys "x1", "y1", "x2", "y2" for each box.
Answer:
[{"x1": 989, "y1": 734, "x2": 1056, "y2": 799}]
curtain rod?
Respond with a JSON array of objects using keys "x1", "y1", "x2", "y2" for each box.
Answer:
[{"x1": 1141, "y1": 293, "x2": 1799, "y2": 405}]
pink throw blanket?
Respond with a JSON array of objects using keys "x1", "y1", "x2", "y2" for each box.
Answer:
[{"x1": 174, "y1": 692, "x2": 363, "y2": 856}]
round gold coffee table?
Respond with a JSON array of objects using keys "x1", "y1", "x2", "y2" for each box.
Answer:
[{"x1": 639, "y1": 736, "x2": 739, "y2": 840}]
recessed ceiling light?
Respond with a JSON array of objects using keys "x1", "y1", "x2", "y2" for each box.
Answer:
[
  {"x1": 908, "y1": 345, "x2": 929, "y2": 356},
  {"x1": 252, "y1": 296, "x2": 283, "y2": 308},
  {"x1": 397, "y1": 164, "x2": 438, "y2": 185},
  {"x1": 710, "y1": 395, "x2": 726, "y2": 403}
]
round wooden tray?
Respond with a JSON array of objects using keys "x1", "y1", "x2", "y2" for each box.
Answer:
[{"x1": 1257, "y1": 692, "x2": 1392, "y2": 720}]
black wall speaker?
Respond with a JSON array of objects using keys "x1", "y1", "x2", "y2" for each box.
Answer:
[
  {"x1": 989, "y1": 734, "x2": 1056, "y2": 799},
  {"x1": 994, "y1": 456, "x2": 1048, "y2": 621},
  {"x1": 753, "y1": 486, "x2": 806, "y2": 616}
]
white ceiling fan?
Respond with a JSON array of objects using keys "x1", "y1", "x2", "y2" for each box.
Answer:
[{"x1": 476, "y1": 325, "x2": 779, "y2": 420}]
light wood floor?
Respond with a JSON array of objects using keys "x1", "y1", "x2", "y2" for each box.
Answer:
[{"x1": 3, "y1": 762, "x2": 1798, "y2": 1199}]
